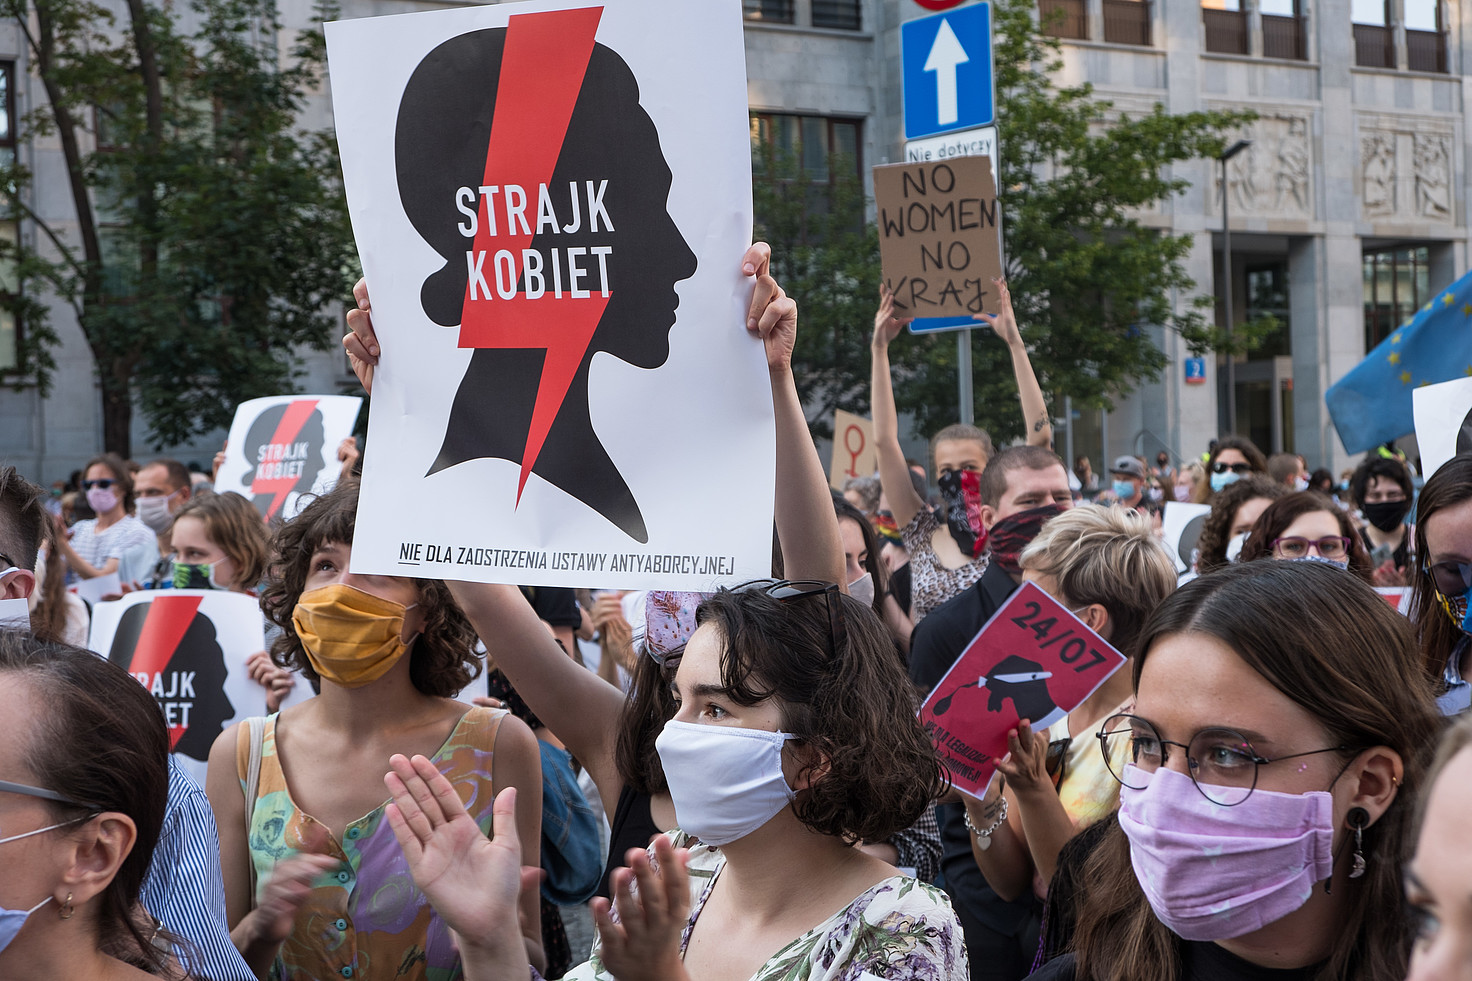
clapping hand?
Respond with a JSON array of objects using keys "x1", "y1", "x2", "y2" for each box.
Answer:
[{"x1": 592, "y1": 838, "x2": 692, "y2": 981}]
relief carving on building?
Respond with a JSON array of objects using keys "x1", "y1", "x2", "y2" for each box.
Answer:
[
  {"x1": 1207, "y1": 109, "x2": 1315, "y2": 220},
  {"x1": 1357, "y1": 117, "x2": 1456, "y2": 224}
]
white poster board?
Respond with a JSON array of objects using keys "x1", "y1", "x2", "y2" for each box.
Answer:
[
  {"x1": 1161, "y1": 502, "x2": 1213, "y2": 575},
  {"x1": 325, "y1": 0, "x2": 773, "y2": 590},
  {"x1": 215, "y1": 395, "x2": 363, "y2": 522},
  {"x1": 89, "y1": 591, "x2": 309, "y2": 786},
  {"x1": 1413, "y1": 377, "x2": 1472, "y2": 479}
]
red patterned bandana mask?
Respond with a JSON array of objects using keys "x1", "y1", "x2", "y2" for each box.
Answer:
[
  {"x1": 937, "y1": 469, "x2": 986, "y2": 558},
  {"x1": 987, "y1": 503, "x2": 1067, "y2": 577}
]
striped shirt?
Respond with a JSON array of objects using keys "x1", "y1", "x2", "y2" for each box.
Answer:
[{"x1": 140, "y1": 756, "x2": 255, "y2": 981}]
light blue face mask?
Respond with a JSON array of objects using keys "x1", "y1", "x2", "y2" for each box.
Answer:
[
  {"x1": 1112, "y1": 479, "x2": 1136, "y2": 501},
  {"x1": 0, "y1": 815, "x2": 77, "y2": 954},
  {"x1": 1209, "y1": 470, "x2": 1241, "y2": 493}
]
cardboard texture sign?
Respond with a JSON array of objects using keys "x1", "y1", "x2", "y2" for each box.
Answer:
[
  {"x1": 829, "y1": 410, "x2": 878, "y2": 490},
  {"x1": 875, "y1": 155, "x2": 1003, "y2": 319},
  {"x1": 918, "y1": 581, "x2": 1127, "y2": 799},
  {"x1": 215, "y1": 395, "x2": 363, "y2": 522},
  {"x1": 89, "y1": 590, "x2": 309, "y2": 787},
  {"x1": 1413, "y1": 376, "x2": 1472, "y2": 479},
  {"x1": 325, "y1": 0, "x2": 775, "y2": 589}
]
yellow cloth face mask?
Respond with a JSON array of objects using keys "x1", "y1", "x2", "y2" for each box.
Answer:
[{"x1": 292, "y1": 583, "x2": 418, "y2": 688}]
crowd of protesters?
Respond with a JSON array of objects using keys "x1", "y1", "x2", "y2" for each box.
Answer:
[{"x1": 0, "y1": 240, "x2": 1467, "y2": 981}]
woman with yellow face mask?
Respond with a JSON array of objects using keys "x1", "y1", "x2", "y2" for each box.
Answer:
[{"x1": 203, "y1": 478, "x2": 546, "y2": 981}]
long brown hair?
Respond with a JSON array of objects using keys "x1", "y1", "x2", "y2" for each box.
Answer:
[
  {"x1": 1410, "y1": 453, "x2": 1472, "y2": 691},
  {"x1": 1071, "y1": 561, "x2": 1440, "y2": 981}
]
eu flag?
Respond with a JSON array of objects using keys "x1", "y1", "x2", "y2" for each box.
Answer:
[{"x1": 1326, "y1": 269, "x2": 1472, "y2": 455}]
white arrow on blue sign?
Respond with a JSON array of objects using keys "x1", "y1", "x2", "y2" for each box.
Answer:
[{"x1": 902, "y1": 3, "x2": 995, "y2": 141}]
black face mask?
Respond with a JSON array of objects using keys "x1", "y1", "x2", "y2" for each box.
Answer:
[{"x1": 1362, "y1": 499, "x2": 1411, "y2": 533}]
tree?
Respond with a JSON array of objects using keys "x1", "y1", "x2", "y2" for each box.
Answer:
[
  {"x1": 0, "y1": 0, "x2": 356, "y2": 456},
  {"x1": 758, "y1": 0, "x2": 1259, "y2": 446}
]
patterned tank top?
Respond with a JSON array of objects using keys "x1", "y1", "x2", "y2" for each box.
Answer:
[{"x1": 236, "y1": 706, "x2": 506, "y2": 981}]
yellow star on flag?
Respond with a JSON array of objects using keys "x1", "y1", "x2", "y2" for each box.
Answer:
[
  {"x1": 1463, "y1": 303, "x2": 1472, "y2": 315},
  {"x1": 1400, "y1": 370, "x2": 1412, "y2": 384},
  {"x1": 1425, "y1": 302, "x2": 1434, "y2": 312},
  {"x1": 1466, "y1": 365, "x2": 1472, "y2": 376},
  {"x1": 1420, "y1": 379, "x2": 1432, "y2": 387},
  {"x1": 1389, "y1": 352, "x2": 1401, "y2": 365},
  {"x1": 1392, "y1": 332, "x2": 1404, "y2": 344},
  {"x1": 1444, "y1": 293, "x2": 1456, "y2": 306}
]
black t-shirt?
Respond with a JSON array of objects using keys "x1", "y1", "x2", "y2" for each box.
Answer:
[
  {"x1": 908, "y1": 562, "x2": 1032, "y2": 935},
  {"x1": 1028, "y1": 944, "x2": 1323, "y2": 981},
  {"x1": 889, "y1": 561, "x2": 913, "y2": 618}
]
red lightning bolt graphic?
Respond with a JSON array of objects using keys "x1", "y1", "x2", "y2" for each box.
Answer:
[
  {"x1": 457, "y1": 7, "x2": 608, "y2": 503},
  {"x1": 128, "y1": 595, "x2": 204, "y2": 750},
  {"x1": 250, "y1": 399, "x2": 320, "y2": 520}
]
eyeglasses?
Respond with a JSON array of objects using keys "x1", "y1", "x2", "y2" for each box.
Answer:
[
  {"x1": 1211, "y1": 462, "x2": 1253, "y2": 476},
  {"x1": 1271, "y1": 536, "x2": 1350, "y2": 560},
  {"x1": 1429, "y1": 559, "x2": 1472, "y2": 598},
  {"x1": 734, "y1": 579, "x2": 848, "y2": 661},
  {"x1": 1096, "y1": 713, "x2": 1350, "y2": 806},
  {"x1": 0, "y1": 778, "x2": 87, "y2": 810},
  {"x1": 81, "y1": 479, "x2": 115, "y2": 490}
]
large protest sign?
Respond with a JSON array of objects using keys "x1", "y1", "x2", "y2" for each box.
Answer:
[
  {"x1": 918, "y1": 582, "x2": 1127, "y2": 799},
  {"x1": 1413, "y1": 376, "x2": 1472, "y2": 479},
  {"x1": 875, "y1": 155, "x2": 1004, "y2": 320},
  {"x1": 1161, "y1": 502, "x2": 1212, "y2": 575},
  {"x1": 89, "y1": 591, "x2": 307, "y2": 786},
  {"x1": 215, "y1": 395, "x2": 363, "y2": 522},
  {"x1": 325, "y1": 0, "x2": 774, "y2": 590},
  {"x1": 829, "y1": 410, "x2": 878, "y2": 491}
]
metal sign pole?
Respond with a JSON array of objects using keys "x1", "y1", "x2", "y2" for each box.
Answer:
[{"x1": 958, "y1": 329, "x2": 973, "y2": 425}]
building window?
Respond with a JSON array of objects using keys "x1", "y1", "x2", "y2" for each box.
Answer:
[
  {"x1": 1352, "y1": 0, "x2": 1395, "y2": 67},
  {"x1": 750, "y1": 113, "x2": 862, "y2": 182},
  {"x1": 1039, "y1": 0, "x2": 1088, "y2": 38},
  {"x1": 1202, "y1": 0, "x2": 1248, "y2": 54},
  {"x1": 1260, "y1": 0, "x2": 1306, "y2": 59},
  {"x1": 812, "y1": 0, "x2": 861, "y2": 30},
  {"x1": 1404, "y1": 0, "x2": 1445, "y2": 71},
  {"x1": 743, "y1": 0, "x2": 794, "y2": 24},
  {"x1": 0, "y1": 62, "x2": 17, "y2": 372},
  {"x1": 1245, "y1": 261, "x2": 1292, "y2": 357},
  {"x1": 1363, "y1": 246, "x2": 1430, "y2": 350},
  {"x1": 1102, "y1": 0, "x2": 1151, "y2": 44}
]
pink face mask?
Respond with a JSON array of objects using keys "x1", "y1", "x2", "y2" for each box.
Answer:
[{"x1": 1117, "y1": 764, "x2": 1336, "y2": 941}]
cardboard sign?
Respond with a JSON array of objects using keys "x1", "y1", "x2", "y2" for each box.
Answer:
[
  {"x1": 829, "y1": 410, "x2": 878, "y2": 490},
  {"x1": 216, "y1": 395, "x2": 363, "y2": 522},
  {"x1": 1413, "y1": 376, "x2": 1472, "y2": 479},
  {"x1": 325, "y1": 0, "x2": 774, "y2": 590},
  {"x1": 88, "y1": 590, "x2": 309, "y2": 786},
  {"x1": 875, "y1": 155, "x2": 1004, "y2": 320},
  {"x1": 918, "y1": 581, "x2": 1127, "y2": 799},
  {"x1": 1161, "y1": 502, "x2": 1212, "y2": 574}
]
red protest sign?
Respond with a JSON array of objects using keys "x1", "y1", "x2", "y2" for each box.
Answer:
[{"x1": 918, "y1": 581, "x2": 1127, "y2": 799}]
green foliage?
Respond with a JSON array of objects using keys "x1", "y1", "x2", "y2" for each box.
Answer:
[
  {"x1": 1, "y1": 0, "x2": 355, "y2": 453},
  {"x1": 760, "y1": 0, "x2": 1252, "y2": 446}
]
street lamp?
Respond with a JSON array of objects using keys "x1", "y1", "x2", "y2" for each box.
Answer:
[{"x1": 1219, "y1": 138, "x2": 1251, "y2": 436}]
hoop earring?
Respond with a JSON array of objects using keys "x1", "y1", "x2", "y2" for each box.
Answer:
[
  {"x1": 58, "y1": 892, "x2": 74, "y2": 919},
  {"x1": 1347, "y1": 806, "x2": 1369, "y2": 880}
]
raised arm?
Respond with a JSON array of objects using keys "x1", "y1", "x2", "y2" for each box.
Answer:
[
  {"x1": 871, "y1": 287, "x2": 927, "y2": 529},
  {"x1": 744, "y1": 243, "x2": 845, "y2": 587},
  {"x1": 974, "y1": 279, "x2": 1052, "y2": 448}
]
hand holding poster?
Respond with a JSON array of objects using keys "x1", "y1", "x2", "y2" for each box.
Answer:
[
  {"x1": 829, "y1": 410, "x2": 877, "y2": 491},
  {"x1": 325, "y1": 0, "x2": 775, "y2": 590},
  {"x1": 214, "y1": 395, "x2": 363, "y2": 521},
  {"x1": 918, "y1": 582, "x2": 1127, "y2": 799},
  {"x1": 875, "y1": 155, "x2": 1004, "y2": 319},
  {"x1": 88, "y1": 590, "x2": 308, "y2": 786}
]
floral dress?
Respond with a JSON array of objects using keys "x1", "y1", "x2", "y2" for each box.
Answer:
[{"x1": 562, "y1": 831, "x2": 968, "y2": 981}]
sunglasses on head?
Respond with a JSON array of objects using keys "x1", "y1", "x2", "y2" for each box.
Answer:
[
  {"x1": 734, "y1": 579, "x2": 848, "y2": 661},
  {"x1": 82, "y1": 479, "x2": 116, "y2": 490},
  {"x1": 1211, "y1": 462, "x2": 1252, "y2": 475}
]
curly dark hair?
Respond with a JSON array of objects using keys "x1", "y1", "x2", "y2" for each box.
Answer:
[
  {"x1": 1348, "y1": 455, "x2": 1414, "y2": 509},
  {"x1": 1194, "y1": 475, "x2": 1289, "y2": 574},
  {"x1": 260, "y1": 478, "x2": 481, "y2": 697},
  {"x1": 1239, "y1": 491, "x2": 1373, "y2": 582},
  {"x1": 691, "y1": 586, "x2": 946, "y2": 843}
]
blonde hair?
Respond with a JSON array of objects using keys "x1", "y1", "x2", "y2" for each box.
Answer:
[{"x1": 1019, "y1": 504, "x2": 1177, "y2": 655}]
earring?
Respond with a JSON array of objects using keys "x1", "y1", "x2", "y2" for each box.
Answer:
[
  {"x1": 58, "y1": 892, "x2": 74, "y2": 919},
  {"x1": 1348, "y1": 807, "x2": 1369, "y2": 880}
]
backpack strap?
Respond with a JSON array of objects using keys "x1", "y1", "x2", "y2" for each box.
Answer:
[{"x1": 243, "y1": 715, "x2": 267, "y2": 907}]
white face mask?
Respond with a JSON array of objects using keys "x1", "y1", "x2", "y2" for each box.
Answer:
[
  {"x1": 0, "y1": 567, "x2": 28, "y2": 627},
  {"x1": 655, "y1": 719, "x2": 796, "y2": 846},
  {"x1": 135, "y1": 492, "x2": 178, "y2": 534},
  {"x1": 1293, "y1": 475, "x2": 1309, "y2": 492},
  {"x1": 848, "y1": 572, "x2": 875, "y2": 607}
]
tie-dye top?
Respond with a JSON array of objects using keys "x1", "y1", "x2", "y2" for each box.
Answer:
[{"x1": 237, "y1": 707, "x2": 506, "y2": 981}]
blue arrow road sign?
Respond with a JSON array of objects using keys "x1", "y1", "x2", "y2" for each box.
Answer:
[{"x1": 902, "y1": 3, "x2": 995, "y2": 141}]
